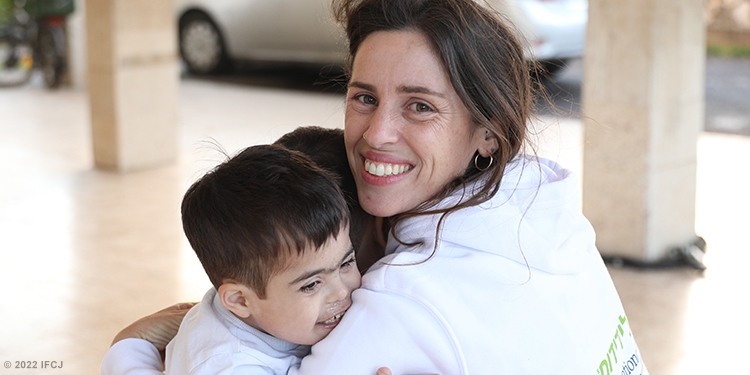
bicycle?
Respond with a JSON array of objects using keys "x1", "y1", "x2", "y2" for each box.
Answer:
[
  {"x1": 0, "y1": 0, "x2": 74, "y2": 88},
  {"x1": 0, "y1": 1, "x2": 34, "y2": 87}
]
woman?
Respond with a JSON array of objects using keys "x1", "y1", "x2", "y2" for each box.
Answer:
[{"x1": 103, "y1": 0, "x2": 648, "y2": 374}]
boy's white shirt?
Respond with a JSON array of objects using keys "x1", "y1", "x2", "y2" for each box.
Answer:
[
  {"x1": 101, "y1": 156, "x2": 649, "y2": 375},
  {"x1": 165, "y1": 288, "x2": 310, "y2": 375}
]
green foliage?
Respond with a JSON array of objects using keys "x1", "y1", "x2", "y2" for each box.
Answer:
[
  {"x1": 707, "y1": 43, "x2": 750, "y2": 58},
  {"x1": 0, "y1": 0, "x2": 13, "y2": 24}
]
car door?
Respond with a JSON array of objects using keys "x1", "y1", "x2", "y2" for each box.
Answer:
[{"x1": 225, "y1": 0, "x2": 344, "y2": 64}]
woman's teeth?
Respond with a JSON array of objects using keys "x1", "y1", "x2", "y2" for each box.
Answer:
[
  {"x1": 323, "y1": 312, "x2": 345, "y2": 324},
  {"x1": 365, "y1": 159, "x2": 412, "y2": 177}
]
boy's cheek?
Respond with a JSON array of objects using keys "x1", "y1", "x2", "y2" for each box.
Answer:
[{"x1": 351, "y1": 273, "x2": 363, "y2": 290}]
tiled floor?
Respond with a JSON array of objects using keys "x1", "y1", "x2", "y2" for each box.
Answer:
[{"x1": 1, "y1": 77, "x2": 748, "y2": 374}]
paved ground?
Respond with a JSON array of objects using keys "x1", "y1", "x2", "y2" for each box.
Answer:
[
  {"x1": 703, "y1": 57, "x2": 750, "y2": 135},
  {"x1": 543, "y1": 57, "x2": 750, "y2": 137}
]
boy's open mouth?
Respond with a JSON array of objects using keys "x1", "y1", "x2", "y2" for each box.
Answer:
[{"x1": 321, "y1": 311, "x2": 345, "y2": 325}]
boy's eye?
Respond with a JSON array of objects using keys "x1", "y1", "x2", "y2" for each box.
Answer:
[
  {"x1": 341, "y1": 256, "x2": 356, "y2": 270},
  {"x1": 300, "y1": 281, "x2": 319, "y2": 293}
]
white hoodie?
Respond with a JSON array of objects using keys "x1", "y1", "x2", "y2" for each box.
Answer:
[
  {"x1": 102, "y1": 157, "x2": 647, "y2": 375},
  {"x1": 293, "y1": 157, "x2": 648, "y2": 375}
]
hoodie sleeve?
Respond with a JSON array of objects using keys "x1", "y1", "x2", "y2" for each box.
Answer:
[
  {"x1": 101, "y1": 338, "x2": 164, "y2": 375},
  {"x1": 289, "y1": 285, "x2": 466, "y2": 375}
]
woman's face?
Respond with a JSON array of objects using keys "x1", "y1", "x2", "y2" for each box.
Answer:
[{"x1": 345, "y1": 30, "x2": 491, "y2": 218}]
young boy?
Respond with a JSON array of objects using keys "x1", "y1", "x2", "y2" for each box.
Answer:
[{"x1": 166, "y1": 143, "x2": 362, "y2": 374}]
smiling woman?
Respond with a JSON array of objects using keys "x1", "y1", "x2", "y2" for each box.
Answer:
[
  {"x1": 102, "y1": 1, "x2": 646, "y2": 374},
  {"x1": 344, "y1": 30, "x2": 493, "y2": 218}
]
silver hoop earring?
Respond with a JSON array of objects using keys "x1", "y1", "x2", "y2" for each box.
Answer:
[{"x1": 474, "y1": 154, "x2": 494, "y2": 171}]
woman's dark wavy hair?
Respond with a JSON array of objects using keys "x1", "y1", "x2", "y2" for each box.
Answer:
[{"x1": 332, "y1": 0, "x2": 536, "y2": 246}]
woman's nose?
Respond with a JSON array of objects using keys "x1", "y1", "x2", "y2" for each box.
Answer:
[{"x1": 363, "y1": 106, "x2": 400, "y2": 147}]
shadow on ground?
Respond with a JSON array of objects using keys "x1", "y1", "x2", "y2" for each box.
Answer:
[{"x1": 183, "y1": 62, "x2": 348, "y2": 95}]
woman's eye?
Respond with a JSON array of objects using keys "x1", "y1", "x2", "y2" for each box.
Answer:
[
  {"x1": 300, "y1": 281, "x2": 319, "y2": 293},
  {"x1": 409, "y1": 102, "x2": 433, "y2": 113},
  {"x1": 355, "y1": 94, "x2": 377, "y2": 105}
]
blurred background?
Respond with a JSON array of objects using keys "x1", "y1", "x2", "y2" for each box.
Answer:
[{"x1": 1, "y1": 0, "x2": 749, "y2": 374}]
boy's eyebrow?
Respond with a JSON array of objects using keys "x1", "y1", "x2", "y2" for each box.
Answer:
[
  {"x1": 348, "y1": 81, "x2": 445, "y2": 98},
  {"x1": 289, "y1": 247, "x2": 355, "y2": 286}
]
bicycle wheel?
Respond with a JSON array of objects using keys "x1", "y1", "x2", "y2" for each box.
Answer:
[
  {"x1": 38, "y1": 25, "x2": 64, "y2": 88},
  {"x1": 0, "y1": 35, "x2": 34, "y2": 87}
]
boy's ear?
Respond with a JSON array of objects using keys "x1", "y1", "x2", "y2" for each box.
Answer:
[{"x1": 217, "y1": 281, "x2": 261, "y2": 319}]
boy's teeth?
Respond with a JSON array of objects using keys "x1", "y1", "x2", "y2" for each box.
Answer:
[
  {"x1": 323, "y1": 312, "x2": 345, "y2": 324},
  {"x1": 365, "y1": 160, "x2": 411, "y2": 177}
]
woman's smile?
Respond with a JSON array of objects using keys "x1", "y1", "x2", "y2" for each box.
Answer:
[{"x1": 364, "y1": 158, "x2": 412, "y2": 177}]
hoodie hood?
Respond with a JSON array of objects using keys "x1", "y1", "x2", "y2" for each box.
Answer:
[{"x1": 387, "y1": 156, "x2": 595, "y2": 275}]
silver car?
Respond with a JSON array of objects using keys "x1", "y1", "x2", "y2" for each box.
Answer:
[{"x1": 175, "y1": 0, "x2": 587, "y2": 75}]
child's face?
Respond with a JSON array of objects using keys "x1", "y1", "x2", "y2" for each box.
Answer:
[{"x1": 249, "y1": 226, "x2": 361, "y2": 345}]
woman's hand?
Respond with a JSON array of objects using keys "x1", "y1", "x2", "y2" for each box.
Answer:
[{"x1": 111, "y1": 302, "x2": 197, "y2": 350}]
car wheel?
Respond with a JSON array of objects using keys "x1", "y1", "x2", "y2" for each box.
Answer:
[
  {"x1": 0, "y1": 34, "x2": 34, "y2": 87},
  {"x1": 179, "y1": 12, "x2": 228, "y2": 74}
]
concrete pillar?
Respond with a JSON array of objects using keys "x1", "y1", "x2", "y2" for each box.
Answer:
[
  {"x1": 85, "y1": 0, "x2": 178, "y2": 171},
  {"x1": 581, "y1": 0, "x2": 705, "y2": 262}
]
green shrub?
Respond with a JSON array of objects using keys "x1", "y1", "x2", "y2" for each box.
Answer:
[{"x1": 707, "y1": 43, "x2": 750, "y2": 58}]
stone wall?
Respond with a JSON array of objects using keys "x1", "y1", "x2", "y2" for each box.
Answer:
[{"x1": 706, "y1": 0, "x2": 750, "y2": 46}]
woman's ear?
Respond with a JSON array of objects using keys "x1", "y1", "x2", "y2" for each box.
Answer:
[
  {"x1": 217, "y1": 282, "x2": 260, "y2": 319},
  {"x1": 478, "y1": 129, "x2": 499, "y2": 158}
]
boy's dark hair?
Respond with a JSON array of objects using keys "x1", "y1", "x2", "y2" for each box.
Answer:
[
  {"x1": 181, "y1": 144, "x2": 350, "y2": 298},
  {"x1": 273, "y1": 126, "x2": 371, "y2": 255}
]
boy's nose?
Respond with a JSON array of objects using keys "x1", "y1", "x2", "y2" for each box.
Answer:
[
  {"x1": 325, "y1": 284, "x2": 351, "y2": 314},
  {"x1": 327, "y1": 272, "x2": 355, "y2": 305},
  {"x1": 331, "y1": 278, "x2": 350, "y2": 302}
]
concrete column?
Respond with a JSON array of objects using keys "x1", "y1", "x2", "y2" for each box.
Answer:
[
  {"x1": 85, "y1": 0, "x2": 178, "y2": 171},
  {"x1": 581, "y1": 0, "x2": 705, "y2": 262}
]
